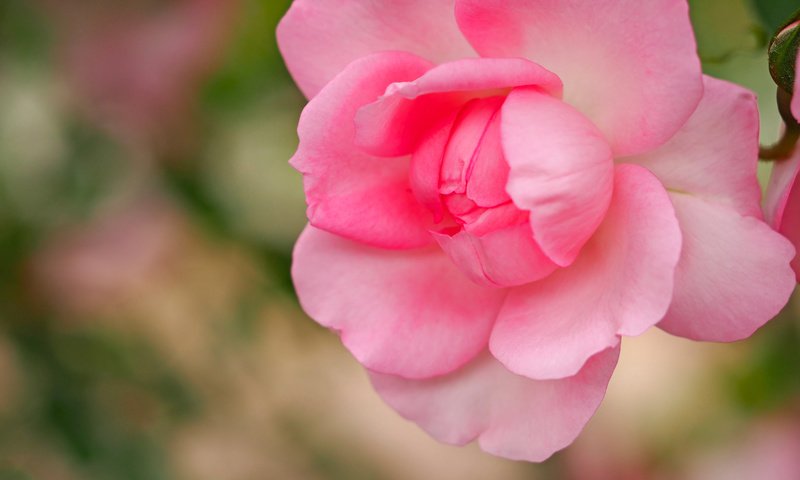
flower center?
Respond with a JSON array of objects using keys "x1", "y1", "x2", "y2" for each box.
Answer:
[{"x1": 411, "y1": 96, "x2": 526, "y2": 236}]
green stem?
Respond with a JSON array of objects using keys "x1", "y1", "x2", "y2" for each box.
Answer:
[
  {"x1": 760, "y1": 128, "x2": 800, "y2": 160},
  {"x1": 760, "y1": 87, "x2": 800, "y2": 161}
]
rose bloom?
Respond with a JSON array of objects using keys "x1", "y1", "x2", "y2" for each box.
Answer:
[
  {"x1": 765, "y1": 49, "x2": 800, "y2": 282},
  {"x1": 279, "y1": 0, "x2": 796, "y2": 461}
]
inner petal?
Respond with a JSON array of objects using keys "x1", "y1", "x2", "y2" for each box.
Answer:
[
  {"x1": 439, "y1": 97, "x2": 505, "y2": 195},
  {"x1": 355, "y1": 57, "x2": 563, "y2": 157},
  {"x1": 465, "y1": 109, "x2": 512, "y2": 208},
  {"x1": 409, "y1": 94, "x2": 561, "y2": 287},
  {"x1": 501, "y1": 87, "x2": 615, "y2": 267}
]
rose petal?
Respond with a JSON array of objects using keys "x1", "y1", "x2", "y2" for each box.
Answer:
[
  {"x1": 466, "y1": 106, "x2": 512, "y2": 207},
  {"x1": 658, "y1": 193, "x2": 796, "y2": 341},
  {"x1": 292, "y1": 226, "x2": 507, "y2": 379},
  {"x1": 501, "y1": 87, "x2": 614, "y2": 267},
  {"x1": 765, "y1": 149, "x2": 800, "y2": 228},
  {"x1": 409, "y1": 112, "x2": 458, "y2": 222},
  {"x1": 765, "y1": 148, "x2": 800, "y2": 281},
  {"x1": 369, "y1": 346, "x2": 620, "y2": 462},
  {"x1": 439, "y1": 97, "x2": 505, "y2": 196},
  {"x1": 625, "y1": 76, "x2": 762, "y2": 218},
  {"x1": 490, "y1": 165, "x2": 681, "y2": 380},
  {"x1": 355, "y1": 57, "x2": 562, "y2": 157},
  {"x1": 455, "y1": 0, "x2": 703, "y2": 156},
  {"x1": 277, "y1": 0, "x2": 475, "y2": 98},
  {"x1": 793, "y1": 49, "x2": 800, "y2": 121},
  {"x1": 432, "y1": 221, "x2": 558, "y2": 288},
  {"x1": 291, "y1": 52, "x2": 435, "y2": 249}
]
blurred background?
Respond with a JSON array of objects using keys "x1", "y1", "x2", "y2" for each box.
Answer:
[{"x1": 0, "y1": 0, "x2": 798, "y2": 479}]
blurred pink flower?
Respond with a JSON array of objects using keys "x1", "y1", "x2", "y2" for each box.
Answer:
[
  {"x1": 684, "y1": 415, "x2": 800, "y2": 480},
  {"x1": 39, "y1": 0, "x2": 236, "y2": 144},
  {"x1": 280, "y1": 0, "x2": 795, "y2": 461},
  {"x1": 32, "y1": 198, "x2": 182, "y2": 315},
  {"x1": 564, "y1": 411, "x2": 800, "y2": 480},
  {"x1": 765, "y1": 49, "x2": 800, "y2": 282}
]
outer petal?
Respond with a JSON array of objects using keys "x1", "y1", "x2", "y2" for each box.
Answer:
[
  {"x1": 626, "y1": 76, "x2": 762, "y2": 218},
  {"x1": 432, "y1": 221, "x2": 558, "y2": 288},
  {"x1": 765, "y1": 148, "x2": 800, "y2": 228},
  {"x1": 277, "y1": 0, "x2": 475, "y2": 98},
  {"x1": 369, "y1": 346, "x2": 620, "y2": 463},
  {"x1": 292, "y1": 52, "x2": 435, "y2": 249},
  {"x1": 765, "y1": 148, "x2": 800, "y2": 282},
  {"x1": 292, "y1": 226, "x2": 507, "y2": 379},
  {"x1": 490, "y1": 165, "x2": 681, "y2": 380},
  {"x1": 356, "y1": 58, "x2": 562, "y2": 157},
  {"x1": 455, "y1": 0, "x2": 703, "y2": 156},
  {"x1": 658, "y1": 194, "x2": 796, "y2": 341},
  {"x1": 501, "y1": 87, "x2": 614, "y2": 267},
  {"x1": 793, "y1": 48, "x2": 800, "y2": 121}
]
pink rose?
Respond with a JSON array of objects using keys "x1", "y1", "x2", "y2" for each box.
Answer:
[
  {"x1": 765, "y1": 49, "x2": 800, "y2": 282},
  {"x1": 279, "y1": 0, "x2": 796, "y2": 461}
]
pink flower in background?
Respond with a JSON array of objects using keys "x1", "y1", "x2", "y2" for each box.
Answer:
[
  {"x1": 279, "y1": 0, "x2": 796, "y2": 461},
  {"x1": 684, "y1": 415, "x2": 800, "y2": 480},
  {"x1": 31, "y1": 198, "x2": 182, "y2": 316},
  {"x1": 39, "y1": 0, "x2": 235, "y2": 145},
  {"x1": 765, "y1": 50, "x2": 800, "y2": 282}
]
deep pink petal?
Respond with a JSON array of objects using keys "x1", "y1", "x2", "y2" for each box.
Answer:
[
  {"x1": 291, "y1": 52, "x2": 435, "y2": 249},
  {"x1": 501, "y1": 87, "x2": 614, "y2": 267},
  {"x1": 409, "y1": 112, "x2": 459, "y2": 222},
  {"x1": 355, "y1": 58, "x2": 562, "y2": 157},
  {"x1": 765, "y1": 149, "x2": 800, "y2": 229},
  {"x1": 466, "y1": 108, "x2": 511, "y2": 207},
  {"x1": 277, "y1": 0, "x2": 475, "y2": 98},
  {"x1": 626, "y1": 76, "x2": 762, "y2": 218},
  {"x1": 439, "y1": 97, "x2": 505, "y2": 196},
  {"x1": 490, "y1": 165, "x2": 681, "y2": 380},
  {"x1": 292, "y1": 226, "x2": 507, "y2": 379},
  {"x1": 455, "y1": 0, "x2": 703, "y2": 156},
  {"x1": 369, "y1": 346, "x2": 619, "y2": 462},
  {"x1": 659, "y1": 194, "x2": 796, "y2": 341},
  {"x1": 793, "y1": 49, "x2": 800, "y2": 121},
  {"x1": 765, "y1": 148, "x2": 800, "y2": 281},
  {"x1": 432, "y1": 221, "x2": 558, "y2": 288}
]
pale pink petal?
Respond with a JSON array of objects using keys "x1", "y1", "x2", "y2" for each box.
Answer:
[
  {"x1": 291, "y1": 52, "x2": 435, "y2": 249},
  {"x1": 501, "y1": 87, "x2": 614, "y2": 267},
  {"x1": 277, "y1": 0, "x2": 475, "y2": 98},
  {"x1": 455, "y1": 0, "x2": 703, "y2": 156},
  {"x1": 625, "y1": 76, "x2": 762, "y2": 218},
  {"x1": 432, "y1": 221, "x2": 558, "y2": 288},
  {"x1": 765, "y1": 149, "x2": 800, "y2": 281},
  {"x1": 292, "y1": 226, "x2": 507, "y2": 379},
  {"x1": 355, "y1": 58, "x2": 562, "y2": 157},
  {"x1": 369, "y1": 346, "x2": 619, "y2": 462},
  {"x1": 490, "y1": 165, "x2": 681, "y2": 380},
  {"x1": 659, "y1": 194, "x2": 797, "y2": 341}
]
